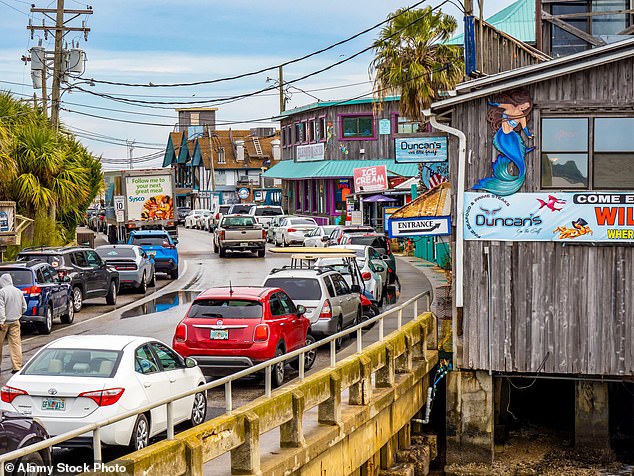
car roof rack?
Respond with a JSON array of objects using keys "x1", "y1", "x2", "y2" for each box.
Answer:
[{"x1": 268, "y1": 265, "x2": 335, "y2": 275}]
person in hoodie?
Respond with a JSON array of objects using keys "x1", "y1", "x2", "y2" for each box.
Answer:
[{"x1": 0, "y1": 273, "x2": 27, "y2": 373}]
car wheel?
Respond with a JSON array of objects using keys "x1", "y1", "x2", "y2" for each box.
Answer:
[
  {"x1": 60, "y1": 300, "x2": 74, "y2": 324},
  {"x1": 188, "y1": 391, "x2": 207, "y2": 427},
  {"x1": 290, "y1": 333, "x2": 316, "y2": 371},
  {"x1": 15, "y1": 449, "x2": 45, "y2": 476},
  {"x1": 219, "y1": 246, "x2": 226, "y2": 258},
  {"x1": 105, "y1": 281, "x2": 117, "y2": 305},
  {"x1": 170, "y1": 268, "x2": 179, "y2": 280},
  {"x1": 272, "y1": 346, "x2": 285, "y2": 388},
  {"x1": 137, "y1": 272, "x2": 147, "y2": 294},
  {"x1": 72, "y1": 286, "x2": 83, "y2": 312},
  {"x1": 129, "y1": 414, "x2": 149, "y2": 451},
  {"x1": 335, "y1": 317, "x2": 343, "y2": 350},
  {"x1": 257, "y1": 248, "x2": 265, "y2": 258},
  {"x1": 38, "y1": 306, "x2": 53, "y2": 334},
  {"x1": 148, "y1": 270, "x2": 156, "y2": 287}
]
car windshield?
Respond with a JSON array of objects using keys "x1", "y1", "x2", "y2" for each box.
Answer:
[
  {"x1": 130, "y1": 236, "x2": 169, "y2": 246},
  {"x1": 22, "y1": 348, "x2": 121, "y2": 378},
  {"x1": 323, "y1": 226, "x2": 337, "y2": 235},
  {"x1": 17, "y1": 254, "x2": 64, "y2": 267},
  {"x1": 348, "y1": 236, "x2": 384, "y2": 249},
  {"x1": 289, "y1": 219, "x2": 317, "y2": 226},
  {"x1": 188, "y1": 299, "x2": 263, "y2": 318},
  {"x1": 254, "y1": 207, "x2": 283, "y2": 216},
  {"x1": 230, "y1": 205, "x2": 254, "y2": 214},
  {"x1": 222, "y1": 216, "x2": 256, "y2": 227},
  {"x1": 263, "y1": 277, "x2": 322, "y2": 300},
  {"x1": 0, "y1": 269, "x2": 33, "y2": 286},
  {"x1": 96, "y1": 247, "x2": 136, "y2": 259}
]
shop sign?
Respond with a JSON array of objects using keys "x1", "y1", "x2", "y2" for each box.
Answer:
[
  {"x1": 388, "y1": 216, "x2": 451, "y2": 238},
  {"x1": 0, "y1": 202, "x2": 15, "y2": 233},
  {"x1": 353, "y1": 165, "x2": 388, "y2": 193},
  {"x1": 395, "y1": 136, "x2": 447, "y2": 163},
  {"x1": 379, "y1": 119, "x2": 391, "y2": 135},
  {"x1": 238, "y1": 188, "x2": 250, "y2": 200},
  {"x1": 296, "y1": 143, "x2": 325, "y2": 162},
  {"x1": 465, "y1": 191, "x2": 634, "y2": 242}
]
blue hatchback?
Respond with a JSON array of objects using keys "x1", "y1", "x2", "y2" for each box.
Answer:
[
  {"x1": 127, "y1": 230, "x2": 179, "y2": 280},
  {"x1": 0, "y1": 261, "x2": 73, "y2": 334}
]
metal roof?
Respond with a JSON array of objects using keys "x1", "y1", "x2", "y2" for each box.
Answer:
[
  {"x1": 262, "y1": 159, "x2": 419, "y2": 180},
  {"x1": 446, "y1": 0, "x2": 535, "y2": 45},
  {"x1": 273, "y1": 97, "x2": 400, "y2": 121}
]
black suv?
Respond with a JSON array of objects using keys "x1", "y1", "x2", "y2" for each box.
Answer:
[{"x1": 17, "y1": 247, "x2": 119, "y2": 312}]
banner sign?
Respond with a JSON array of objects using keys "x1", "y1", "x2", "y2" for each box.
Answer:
[
  {"x1": 296, "y1": 143, "x2": 325, "y2": 162},
  {"x1": 388, "y1": 216, "x2": 451, "y2": 238},
  {"x1": 395, "y1": 136, "x2": 448, "y2": 163},
  {"x1": 353, "y1": 165, "x2": 388, "y2": 193},
  {"x1": 465, "y1": 191, "x2": 634, "y2": 242}
]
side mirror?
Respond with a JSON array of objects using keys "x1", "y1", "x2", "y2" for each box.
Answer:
[
  {"x1": 173, "y1": 238, "x2": 179, "y2": 245},
  {"x1": 350, "y1": 284, "x2": 361, "y2": 293},
  {"x1": 381, "y1": 255, "x2": 390, "y2": 260},
  {"x1": 296, "y1": 304, "x2": 306, "y2": 315},
  {"x1": 185, "y1": 357, "x2": 198, "y2": 368}
]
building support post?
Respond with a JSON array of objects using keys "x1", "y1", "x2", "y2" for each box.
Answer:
[{"x1": 575, "y1": 381, "x2": 612, "y2": 453}]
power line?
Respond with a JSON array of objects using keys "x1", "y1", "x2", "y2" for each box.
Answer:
[{"x1": 1, "y1": 0, "x2": 30, "y2": 15}]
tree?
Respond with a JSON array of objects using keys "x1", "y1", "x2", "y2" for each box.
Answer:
[{"x1": 370, "y1": 6, "x2": 464, "y2": 123}]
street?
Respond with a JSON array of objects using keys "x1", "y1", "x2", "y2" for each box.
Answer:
[{"x1": 0, "y1": 226, "x2": 431, "y2": 473}]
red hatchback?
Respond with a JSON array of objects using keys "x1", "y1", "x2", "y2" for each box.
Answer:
[{"x1": 172, "y1": 286, "x2": 315, "y2": 386}]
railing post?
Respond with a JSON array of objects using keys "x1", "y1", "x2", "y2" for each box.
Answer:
[
  {"x1": 231, "y1": 412, "x2": 260, "y2": 474},
  {"x1": 379, "y1": 317, "x2": 384, "y2": 341},
  {"x1": 318, "y1": 373, "x2": 341, "y2": 425},
  {"x1": 167, "y1": 401, "x2": 175, "y2": 440},
  {"x1": 356, "y1": 328, "x2": 362, "y2": 354},
  {"x1": 93, "y1": 427, "x2": 102, "y2": 464},
  {"x1": 349, "y1": 355, "x2": 372, "y2": 405},
  {"x1": 299, "y1": 351, "x2": 305, "y2": 380},
  {"x1": 397, "y1": 309, "x2": 403, "y2": 329},
  {"x1": 426, "y1": 292, "x2": 431, "y2": 311},
  {"x1": 225, "y1": 381, "x2": 232, "y2": 413},
  {"x1": 414, "y1": 299, "x2": 418, "y2": 319},
  {"x1": 280, "y1": 391, "x2": 305, "y2": 448},
  {"x1": 265, "y1": 365, "x2": 272, "y2": 397},
  {"x1": 330, "y1": 340, "x2": 336, "y2": 367}
]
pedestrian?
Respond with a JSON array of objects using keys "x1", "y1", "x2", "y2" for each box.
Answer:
[{"x1": 0, "y1": 273, "x2": 26, "y2": 373}]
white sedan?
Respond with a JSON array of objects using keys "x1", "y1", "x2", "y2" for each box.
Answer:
[
  {"x1": 0, "y1": 335, "x2": 207, "y2": 451},
  {"x1": 303, "y1": 225, "x2": 338, "y2": 247},
  {"x1": 184, "y1": 209, "x2": 210, "y2": 229},
  {"x1": 275, "y1": 217, "x2": 318, "y2": 246}
]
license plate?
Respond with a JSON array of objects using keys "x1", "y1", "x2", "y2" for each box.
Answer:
[
  {"x1": 42, "y1": 398, "x2": 65, "y2": 411},
  {"x1": 240, "y1": 242, "x2": 248, "y2": 247},
  {"x1": 210, "y1": 329, "x2": 228, "y2": 340}
]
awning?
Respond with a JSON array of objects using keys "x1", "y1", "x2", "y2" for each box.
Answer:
[
  {"x1": 390, "y1": 182, "x2": 451, "y2": 218},
  {"x1": 363, "y1": 194, "x2": 398, "y2": 203},
  {"x1": 262, "y1": 159, "x2": 419, "y2": 180}
]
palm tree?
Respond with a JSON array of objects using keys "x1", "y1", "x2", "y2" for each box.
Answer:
[{"x1": 370, "y1": 6, "x2": 464, "y2": 123}]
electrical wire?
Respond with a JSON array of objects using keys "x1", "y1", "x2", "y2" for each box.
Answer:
[
  {"x1": 80, "y1": 0, "x2": 428, "y2": 89},
  {"x1": 1, "y1": 0, "x2": 30, "y2": 15}
]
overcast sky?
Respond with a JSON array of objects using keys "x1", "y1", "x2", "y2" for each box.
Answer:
[{"x1": 0, "y1": 0, "x2": 509, "y2": 168}]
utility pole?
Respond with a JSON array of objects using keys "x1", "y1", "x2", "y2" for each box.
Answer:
[
  {"x1": 27, "y1": 2, "x2": 92, "y2": 129},
  {"x1": 278, "y1": 65, "x2": 285, "y2": 114},
  {"x1": 127, "y1": 140, "x2": 136, "y2": 170}
]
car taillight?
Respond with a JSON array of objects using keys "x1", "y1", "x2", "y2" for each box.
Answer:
[
  {"x1": 253, "y1": 324, "x2": 269, "y2": 342},
  {"x1": 287, "y1": 228, "x2": 297, "y2": 233},
  {"x1": 262, "y1": 229, "x2": 267, "y2": 239},
  {"x1": 174, "y1": 322, "x2": 187, "y2": 342},
  {"x1": 1, "y1": 386, "x2": 28, "y2": 403},
  {"x1": 319, "y1": 299, "x2": 333, "y2": 319},
  {"x1": 22, "y1": 285, "x2": 41, "y2": 297},
  {"x1": 361, "y1": 272, "x2": 372, "y2": 281},
  {"x1": 79, "y1": 388, "x2": 125, "y2": 406},
  {"x1": 115, "y1": 264, "x2": 137, "y2": 270},
  {"x1": 215, "y1": 213, "x2": 219, "y2": 219},
  {"x1": 220, "y1": 230, "x2": 225, "y2": 240}
]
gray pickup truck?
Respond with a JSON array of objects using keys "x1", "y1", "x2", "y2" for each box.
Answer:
[{"x1": 213, "y1": 214, "x2": 267, "y2": 258}]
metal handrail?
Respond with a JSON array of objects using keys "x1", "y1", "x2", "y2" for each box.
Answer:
[{"x1": 0, "y1": 290, "x2": 433, "y2": 474}]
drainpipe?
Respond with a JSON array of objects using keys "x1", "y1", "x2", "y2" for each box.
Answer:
[{"x1": 423, "y1": 110, "x2": 467, "y2": 361}]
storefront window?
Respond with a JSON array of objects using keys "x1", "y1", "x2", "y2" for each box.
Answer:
[{"x1": 341, "y1": 114, "x2": 374, "y2": 139}]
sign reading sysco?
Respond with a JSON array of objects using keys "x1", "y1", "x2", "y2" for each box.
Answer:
[
  {"x1": 464, "y1": 191, "x2": 634, "y2": 242},
  {"x1": 125, "y1": 175, "x2": 174, "y2": 222},
  {"x1": 353, "y1": 165, "x2": 388, "y2": 193},
  {"x1": 395, "y1": 137, "x2": 448, "y2": 163},
  {"x1": 389, "y1": 216, "x2": 451, "y2": 238}
]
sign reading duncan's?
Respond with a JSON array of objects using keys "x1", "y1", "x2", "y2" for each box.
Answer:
[
  {"x1": 353, "y1": 165, "x2": 388, "y2": 193},
  {"x1": 395, "y1": 136, "x2": 448, "y2": 163},
  {"x1": 388, "y1": 216, "x2": 451, "y2": 238},
  {"x1": 296, "y1": 143, "x2": 325, "y2": 162}
]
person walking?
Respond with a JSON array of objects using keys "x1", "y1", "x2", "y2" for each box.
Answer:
[{"x1": 0, "y1": 274, "x2": 26, "y2": 373}]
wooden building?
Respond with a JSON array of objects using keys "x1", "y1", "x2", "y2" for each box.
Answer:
[{"x1": 429, "y1": 37, "x2": 634, "y2": 464}]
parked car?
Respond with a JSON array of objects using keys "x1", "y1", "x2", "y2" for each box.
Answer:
[
  {"x1": 95, "y1": 245, "x2": 155, "y2": 293},
  {"x1": 177, "y1": 207, "x2": 191, "y2": 225},
  {"x1": 0, "y1": 412, "x2": 52, "y2": 471},
  {"x1": 184, "y1": 209, "x2": 209, "y2": 229},
  {"x1": 227, "y1": 203, "x2": 257, "y2": 215},
  {"x1": 248, "y1": 205, "x2": 285, "y2": 229},
  {"x1": 127, "y1": 230, "x2": 179, "y2": 280},
  {"x1": 212, "y1": 215, "x2": 267, "y2": 257},
  {"x1": 303, "y1": 225, "x2": 338, "y2": 247},
  {"x1": 89, "y1": 209, "x2": 106, "y2": 232},
  {"x1": 266, "y1": 215, "x2": 288, "y2": 244},
  {"x1": 340, "y1": 233, "x2": 397, "y2": 282},
  {"x1": 0, "y1": 335, "x2": 207, "y2": 451},
  {"x1": 209, "y1": 204, "x2": 232, "y2": 232},
  {"x1": 17, "y1": 247, "x2": 119, "y2": 313},
  {"x1": 275, "y1": 217, "x2": 318, "y2": 247},
  {"x1": 195, "y1": 210, "x2": 213, "y2": 230},
  {"x1": 327, "y1": 225, "x2": 375, "y2": 246},
  {"x1": 173, "y1": 286, "x2": 314, "y2": 386},
  {"x1": 262, "y1": 266, "x2": 361, "y2": 349},
  {"x1": 0, "y1": 261, "x2": 73, "y2": 334},
  {"x1": 82, "y1": 207, "x2": 97, "y2": 227}
]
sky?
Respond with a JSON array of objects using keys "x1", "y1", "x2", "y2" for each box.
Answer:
[{"x1": 0, "y1": 0, "x2": 508, "y2": 169}]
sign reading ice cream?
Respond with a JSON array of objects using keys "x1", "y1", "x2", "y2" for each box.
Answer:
[{"x1": 353, "y1": 165, "x2": 388, "y2": 193}]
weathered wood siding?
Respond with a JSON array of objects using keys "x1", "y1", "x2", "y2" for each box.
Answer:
[
  {"x1": 281, "y1": 101, "x2": 400, "y2": 162},
  {"x1": 450, "y1": 57, "x2": 634, "y2": 376}
]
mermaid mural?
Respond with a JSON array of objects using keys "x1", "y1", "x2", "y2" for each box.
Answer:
[{"x1": 473, "y1": 89, "x2": 534, "y2": 196}]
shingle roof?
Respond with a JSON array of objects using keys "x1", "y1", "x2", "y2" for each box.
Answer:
[{"x1": 262, "y1": 159, "x2": 419, "y2": 180}]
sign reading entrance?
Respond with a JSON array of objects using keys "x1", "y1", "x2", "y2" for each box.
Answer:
[{"x1": 388, "y1": 216, "x2": 451, "y2": 238}]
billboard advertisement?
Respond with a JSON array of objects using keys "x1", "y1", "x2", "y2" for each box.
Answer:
[
  {"x1": 353, "y1": 165, "x2": 388, "y2": 193},
  {"x1": 395, "y1": 136, "x2": 448, "y2": 163},
  {"x1": 125, "y1": 175, "x2": 174, "y2": 221},
  {"x1": 464, "y1": 191, "x2": 634, "y2": 242}
]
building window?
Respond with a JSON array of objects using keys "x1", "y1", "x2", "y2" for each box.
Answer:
[
  {"x1": 281, "y1": 127, "x2": 286, "y2": 148},
  {"x1": 308, "y1": 119, "x2": 316, "y2": 143},
  {"x1": 317, "y1": 116, "x2": 326, "y2": 142},
  {"x1": 393, "y1": 114, "x2": 420, "y2": 134},
  {"x1": 295, "y1": 122, "x2": 304, "y2": 144},
  {"x1": 541, "y1": 116, "x2": 634, "y2": 189},
  {"x1": 302, "y1": 120, "x2": 308, "y2": 143},
  {"x1": 340, "y1": 114, "x2": 375, "y2": 139},
  {"x1": 217, "y1": 147, "x2": 226, "y2": 164}
]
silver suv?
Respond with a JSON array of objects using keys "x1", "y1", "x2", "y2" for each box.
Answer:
[{"x1": 262, "y1": 267, "x2": 361, "y2": 348}]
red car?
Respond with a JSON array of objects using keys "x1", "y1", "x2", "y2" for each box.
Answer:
[{"x1": 172, "y1": 286, "x2": 315, "y2": 387}]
